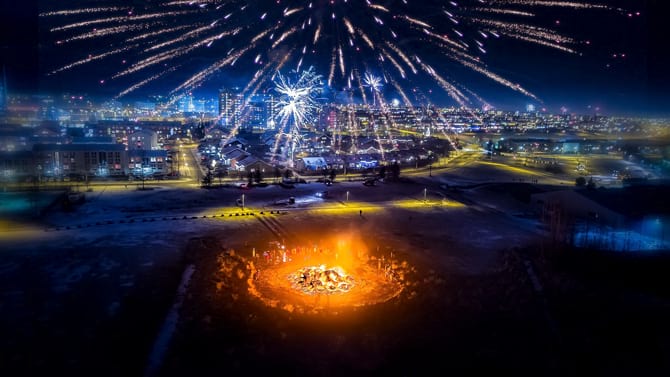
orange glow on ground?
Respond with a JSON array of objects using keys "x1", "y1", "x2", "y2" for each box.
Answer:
[{"x1": 245, "y1": 234, "x2": 411, "y2": 315}]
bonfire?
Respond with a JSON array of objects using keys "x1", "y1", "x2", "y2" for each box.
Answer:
[{"x1": 289, "y1": 265, "x2": 354, "y2": 294}]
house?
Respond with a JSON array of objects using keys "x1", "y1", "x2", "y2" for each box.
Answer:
[
  {"x1": 323, "y1": 155, "x2": 346, "y2": 170},
  {"x1": 237, "y1": 155, "x2": 273, "y2": 174},
  {"x1": 221, "y1": 147, "x2": 250, "y2": 170},
  {"x1": 353, "y1": 155, "x2": 379, "y2": 169},
  {"x1": 221, "y1": 136, "x2": 249, "y2": 151},
  {"x1": 204, "y1": 126, "x2": 228, "y2": 140},
  {"x1": 295, "y1": 157, "x2": 328, "y2": 172},
  {"x1": 357, "y1": 139, "x2": 383, "y2": 155},
  {"x1": 261, "y1": 130, "x2": 279, "y2": 145}
]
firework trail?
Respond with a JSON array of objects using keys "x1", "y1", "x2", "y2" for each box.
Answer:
[{"x1": 42, "y1": 0, "x2": 628, "y2": 106}]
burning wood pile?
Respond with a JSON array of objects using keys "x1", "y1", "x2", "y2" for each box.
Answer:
[{"x1": 290, "y1": 265, "x2": 354, "y2": 294}]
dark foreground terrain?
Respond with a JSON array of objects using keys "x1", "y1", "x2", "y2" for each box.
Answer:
[
  {"x1": 157, "y1": 234, "x2": 670, "y2": 377},
  {"x1": 1, "y1": 181, "x2": 670, "y2": 376}
]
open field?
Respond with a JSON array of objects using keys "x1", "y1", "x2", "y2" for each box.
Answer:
[{"x1": 1, "y1": 159, "x2": 669, "y2": 376}]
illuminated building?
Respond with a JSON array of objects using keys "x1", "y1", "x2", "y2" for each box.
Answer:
[
  {"x1": 129, "y1": 130, "x2": 159, "y2": 151},
  {"x1": 218, "y1": 87, "x2": 244, "y2": 127},
  {"x1": 244, "y1": 94, "x2": 275, "y2": 131},
  {"x1": 33, "y1": 143, "x2": 127, "y2": 177}
]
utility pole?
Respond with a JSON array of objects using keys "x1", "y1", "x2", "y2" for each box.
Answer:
[{"x1": 177, "y1": 142, "x2": 183, "y2": 177}]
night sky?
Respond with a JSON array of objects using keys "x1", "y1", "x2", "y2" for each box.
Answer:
[{"x1": 1, "y1": 1, "x2": 668, "y2": 116}]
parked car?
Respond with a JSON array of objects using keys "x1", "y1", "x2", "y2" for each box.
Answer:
[{"x1": 363, "y1": 178, "x2": 377, "y2": 186}]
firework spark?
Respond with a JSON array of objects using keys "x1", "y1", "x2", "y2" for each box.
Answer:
[{"x1": 42, "y1": 0, "x2": 625, "y2": 106}]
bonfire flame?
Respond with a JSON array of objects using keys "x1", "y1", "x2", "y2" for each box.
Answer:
[{"x1": 290, "y1": 265, "x2": 354, "y2": 294}]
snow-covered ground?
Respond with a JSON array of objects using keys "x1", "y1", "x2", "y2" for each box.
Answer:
[
  {"x1": 0, "y1": 167, "x2": 559, "y2": 376},
  {"x1": 0, "y1": 176, "x2": 547, "y2": 301}
]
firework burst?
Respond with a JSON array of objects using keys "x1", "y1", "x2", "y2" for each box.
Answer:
[
  {"x1": 41, "y1": 1, "x2": 628, "y2": 106},
  {"x1": 272, "y1": 67, "x2": 322, "y2": 165},
  {"x1": 363, "y1": 73, "x2": 384, "y2": 106}
]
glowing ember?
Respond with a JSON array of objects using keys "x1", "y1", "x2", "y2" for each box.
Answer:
[{"x1": 289, "y1": 265, "x2": 354, "y2": 295}]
